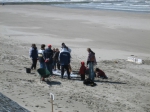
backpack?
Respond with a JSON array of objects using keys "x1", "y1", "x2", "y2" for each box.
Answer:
[{"x1": 83, "y1": 78, "x2": 97, "y2": 87}]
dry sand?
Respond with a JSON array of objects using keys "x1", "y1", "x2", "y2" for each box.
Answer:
[{"x1": 0, "y1": 5, "x2": 150, "y2": 112}]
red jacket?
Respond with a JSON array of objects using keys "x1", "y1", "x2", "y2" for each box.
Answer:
[
  {"x1": 79, "y1": 62, "x2": 86, "y2": 75},
  {"x1": 97, "y1": 69, "x2": 107, "y2": 78}
]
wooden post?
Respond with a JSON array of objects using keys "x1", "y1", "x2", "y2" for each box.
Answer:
[{"x1": 50, "y1": 93, "x2": 54, "y2": 112}]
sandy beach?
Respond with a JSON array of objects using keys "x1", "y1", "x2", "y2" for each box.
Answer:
[{"x1": 0, "y1": 5, "x2": 150, "y2": 112}]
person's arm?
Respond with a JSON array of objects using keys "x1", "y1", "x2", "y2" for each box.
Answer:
[
  {"x1": 86, "y1": 61, "x2": 90, "y2": 66},
  {"x1": 29, "y1": 48, "x2": 32, "y2": 58},
  {"x1": 58, "y1": 52, "x2": 61, "y2": 61},
  {"x1": 68, "y1": 47, "x2": 71, "y2": 53},
  {"x1": 68, "y1": 53, "x2": 71, "y2": 64},
  {"x1": 43, "y1": 50, "x2": 46, "y2": 60}
]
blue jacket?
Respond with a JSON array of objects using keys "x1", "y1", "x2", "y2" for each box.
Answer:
[
  {"x1": 59, "y1": 52, "x2": 71, "y2": 65},
  {"x1": 43, "y1": 48, "x2": 53, "y2": 64},
  {"x1": 29, "y1": 47, "x2": 38, "y2": 59}
]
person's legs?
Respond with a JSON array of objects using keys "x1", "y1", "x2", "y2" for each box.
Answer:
[
  {"x1": 31, "y1": 59, "x2": 34, "y2": 69},
  {"x1": 49, "y1": 64, "x2": 53, "y2": 75},
  {"x1": 64, "y1": 65, "x2": 70, "y2": 79},
  {"x1": 81, "y1": 75, "x2": 83, "y2": 80},
  {"x1": 81, "y1": 74, "x2": 85, "y2": 80},
  {"x1": 90, "y1": 62, "x2": 95, "y2": 81},
  {"x1": 45, "y1": 63, "x2": 50, "y2": 72},
  {"x1": 88, "y1": 62, "x2": 92, "y2": 79},
  {"x1": 53, "y1": 60, "x2": 56, "y2": 70},
  {"x1": 40, "y1": 62, "x2": 46, "y2": 69},
  {"x1": 83, "y1": 75, "x2": 85, "y2": 80},
  {"x1": 31, "y1": 59, "x2": 37, "y2": 70},
  {"x1": 33, "y1": 59, "x2": 37, "y2": 69},
  {"x1": 57, "y1": 61, "x2": 60, "y2": 70},
  {"x1": 61, "y1": 65, "x2": 65, "y2": 78},
  {"x1": 45, "y1": 63, "x2": 53, "y2": 75},
  {"x1": 89, "y1": 62, "x2": 94, "y2": 81}
]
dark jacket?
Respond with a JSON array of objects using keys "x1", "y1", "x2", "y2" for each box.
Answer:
[
  {"x1": 43, "y1": 48, "x2": 53, "y2": 64},
  {"x1": 53, "y1": 51, "x2": 60, "y2": 61},
  {"x1": 96, "y1": 69, "x2": 108, "y2": 79},
  {"x1": 87, "y1": 51, "x2": 96, "y2": 65},
  {"x1": 29, "y1": 47, "x2": 38, "y2": 59},
  {"x1": 59, "y1": 52, "x2": 71, "y2": 66}
]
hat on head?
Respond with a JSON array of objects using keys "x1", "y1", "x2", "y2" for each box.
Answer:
[
  {"x1": 81, "y1": 61, "x2": 85, "y2": 65},
  {"x1": 48, "y1": 44, "x2": 52, "y2": 47}
]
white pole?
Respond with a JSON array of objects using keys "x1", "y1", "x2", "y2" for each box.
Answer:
[{"x1": 50, "y1": 93, "x2": 54, "y2": 112}]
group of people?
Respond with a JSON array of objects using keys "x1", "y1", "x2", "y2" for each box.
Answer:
[
  {"x1": 29, "y1": 43, "x2": 108, "y2": 81},
  {"x1": 79, "y1": 48, "x2": 108, "y2": 81},
  {"x1": 29, "y1": 43, "x2": 71, "y2": 80}
]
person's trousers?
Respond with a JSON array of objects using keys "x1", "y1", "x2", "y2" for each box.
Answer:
[
  {"x1": 89, "y1": 62, "x2": 95, "y2": 81},
  {"x1": 39, "y1": 62, "x2": 46, "y2": 69},
  {"x1": 31, "y1": 59, "x2": 37, "y2": 69},
  {"x1": 81, "y1": 74, "x2": 85, "y2": 80},
  {"x1": 56, "y1": 62, "x2": 60, "y2": 70},
  {"x1": 61, "y1": 65, "x2": 70, "y2": 79},
  {"x1": 45, "y1": 63, "x2": 53, "y2": 75},
  {"x1": 53, "y1": 60, "x2": 56, "y2": 69}
]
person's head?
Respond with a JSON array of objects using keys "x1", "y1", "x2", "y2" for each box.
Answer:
[
  {"x1": 95, "y1": 68, "x2": 99, "y2": 72},
  {"x1": 81, "y1": 61, "x2": 85, "y2": 66},
  {"x1": 31, "y1": 44, "x2": 36, "y2": 48},
  {"x1": 62, "y1": 43, "x2": 66, "y2": 48},
  {"x1": 53, "y1": 48, "x2": 56, "y2": 51},
  {"x1": 48, "y1": 44, "x2": 52, "y2": 48},
  {"x1": 87, "y1": 48, "x2": 91, "y2": 52},
  {"x1": 56, "y1": 48, "x2": 59, "y2": 52},
  {"x1": 41, "y1": 44, "x2": 45, "y2": 50},
  {"x1": 87, "y1": 48, "x2": 95, "y2": 54}
]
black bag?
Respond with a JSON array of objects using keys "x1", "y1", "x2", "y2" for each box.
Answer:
[{"x1": 83, "y1": 78, "x2": 97, "y2": 87}]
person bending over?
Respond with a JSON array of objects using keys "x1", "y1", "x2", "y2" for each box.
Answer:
[
  {"x1": 95, "y1": 68, "x2": 108, "y2": 79},
  {"x1": 29, "y1": 44, "x2": 38, "y2": 70}
]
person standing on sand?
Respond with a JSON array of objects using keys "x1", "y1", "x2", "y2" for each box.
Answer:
[
  {"x1": 59, "y1": 45, "x2": 71, "y2": 79},
  {"x1": 87, "y1": 48, "x2": 97, "y2": 81},
  {"x1": 43, "y1": 45, "x2": 53, "y2": 75},
  {"x1": 79, "y1": 61, "x2": 87, "y2": 80},
  {"x1": 38, "y1": 44, "x2": 46, "y2": 69},
  {"x1": 53, "y1": 48, "x2": 60, "y2": 70},
  {"x1": 29, "y1": 44, "x2": 38, "y2": 70},
  {"x1": 60, "y1": 43, "x2": 72, "y2": 72}
]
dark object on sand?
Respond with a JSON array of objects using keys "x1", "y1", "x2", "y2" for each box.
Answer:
[
  {"x1": 83, "y1": 78, "x2": 97, "y2": 87},
  {"x1": 26, "y1": 68, "x2": 31, "y2": 73},
  {"x1": 37, "y1": 68, "x2": 51, "y2": 82}
]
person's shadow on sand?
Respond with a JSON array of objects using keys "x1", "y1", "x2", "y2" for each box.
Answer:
[
  {"x1": 94, "y1": 80, "x2": 126, "y2": 84},
  {"x1": 45, "y1": 80, "x2": 61, "y2": 86}
]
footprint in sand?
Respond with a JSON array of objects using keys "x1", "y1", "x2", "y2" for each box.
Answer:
[
  {"x1": 40, "y1": 106, "x2": 45, "y2": 108},
  {"x1": 35, "y1": 105, "x2": 39, "y2": 107}
]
